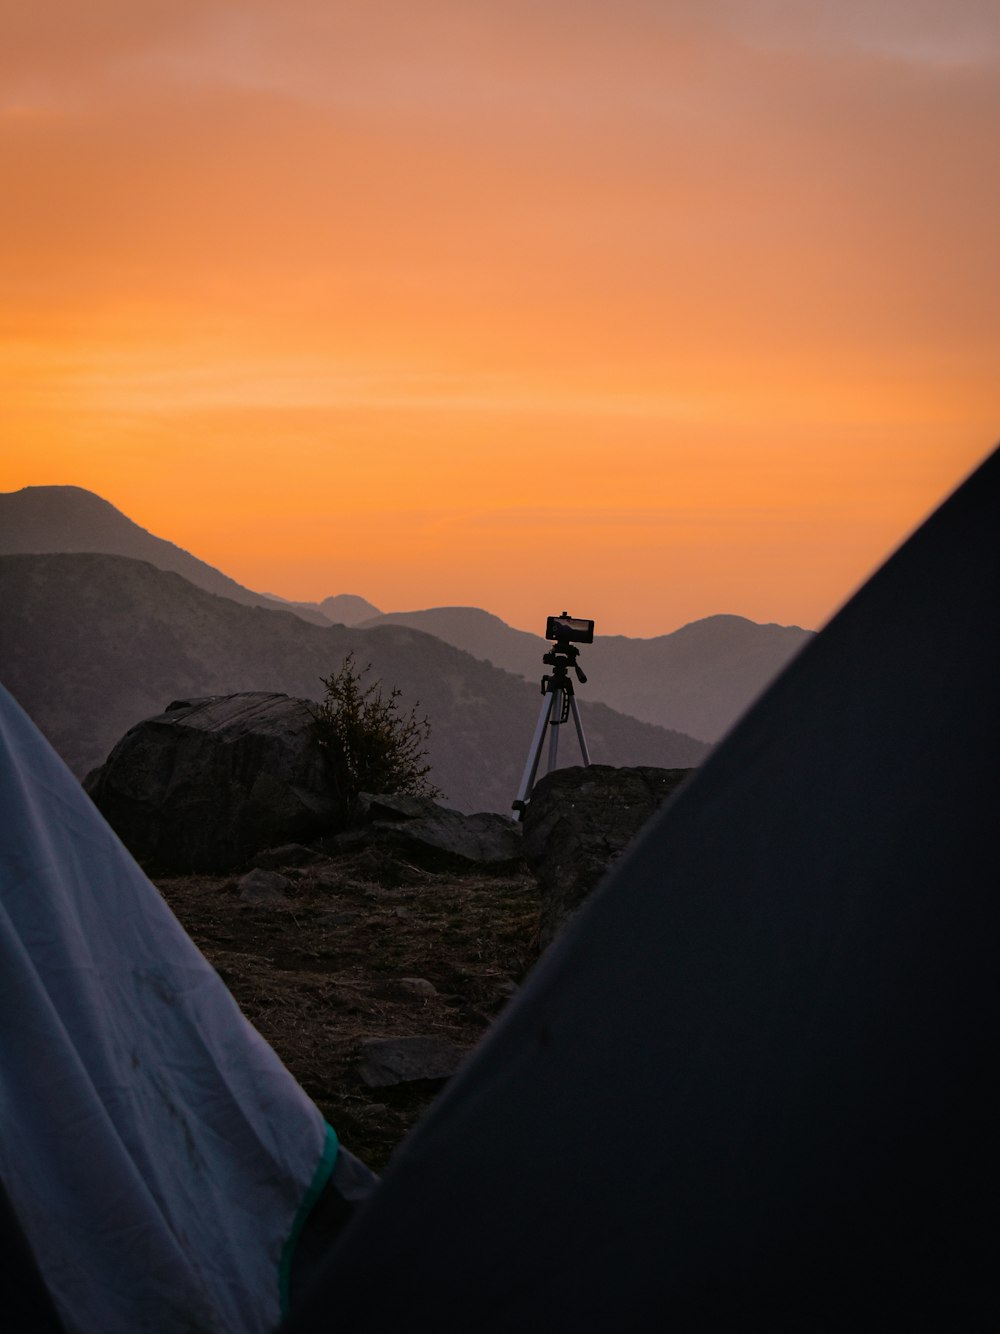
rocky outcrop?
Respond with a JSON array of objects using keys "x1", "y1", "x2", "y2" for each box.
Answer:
[
  {"x1": 85, "y1": 693, "x2": 336, "y2": 872},
  {"x1": 84, "y1": 692, "x2": 527, "y2": 875},
  {"x1": 332, "y1": 792, "x2": 524, "y2": 871},
  {"x1": 522, "y1": 765, "x2": 692, "y2": 949}
]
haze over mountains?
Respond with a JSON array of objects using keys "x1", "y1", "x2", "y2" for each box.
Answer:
[
  {"x1": 0, "y1": 552, "x2": 707, "y2": 813},
  {"x1": 263, "y1": 591, "x2": 382, "y2": 625},
  {"x1": 355, "y1": 607, "x2": 811, "y2": 744},
  {"x1": 0, "y1": 486, "x2": 812, "y2": 745}
]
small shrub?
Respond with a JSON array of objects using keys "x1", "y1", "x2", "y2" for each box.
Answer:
[{"x1": 313, "y1": 652, "x2": 439, "y2": 818}]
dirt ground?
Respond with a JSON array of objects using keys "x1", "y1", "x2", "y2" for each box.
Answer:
[{"x1": 155, "y1": 848, "x2": 540, "y2": 1173}]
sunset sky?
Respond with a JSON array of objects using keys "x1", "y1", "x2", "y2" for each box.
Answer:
[{"x1": 2, "y1": 0, "x2": 997, "y2": 635}]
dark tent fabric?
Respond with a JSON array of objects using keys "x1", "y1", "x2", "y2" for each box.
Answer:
[
  {"x1": 283, "y1": 444, "x2": 1000, "y2": 1331},
  {"x1": 0, "y1": 1177, "x2": 65, "y2": 1333}
]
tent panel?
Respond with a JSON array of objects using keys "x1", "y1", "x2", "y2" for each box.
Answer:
[
  {"x1": 0, "y1": 683, "x2": 332, "y2": 1334},
  {"x1": 283, "y1": 445, "x2": 1000, "y2": 1329}
]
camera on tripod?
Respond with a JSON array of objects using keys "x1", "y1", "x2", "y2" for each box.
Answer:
[{"x1": 512, "y1": 611, "x2": 595, "y2": 819}]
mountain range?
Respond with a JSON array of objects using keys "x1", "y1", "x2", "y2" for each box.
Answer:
[
  {"x1": 0, "y1": 551, "x2": 707, "y2": 814},
  {"x1": 354, "y1": 607, "x2": 811, "y2": 744},
  {"x1": 0, "y1": 484, "x2": 331, "y2": 625},
  {"x1": 0, "y1": 485, "x2": 812, "y2": 743}
]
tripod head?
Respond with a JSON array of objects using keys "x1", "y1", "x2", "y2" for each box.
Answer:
[{"x1": 542, "y1": 640, "x2": 587, "y2": 685}]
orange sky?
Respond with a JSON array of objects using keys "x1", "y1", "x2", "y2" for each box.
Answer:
[{"x1": 2, "y1": 0, "x2": 997, "y2": 635}]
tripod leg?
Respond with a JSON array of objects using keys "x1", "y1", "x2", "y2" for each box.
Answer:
[
  {"x1": 546, "y1": 689, "x2": 562, "y2": 774},
  {"x1": 512, "y1": 691, "x2": 556, "y2": 817},
  {"x1": 569, "y1": 694, "x2": 592, "y2": 766}
]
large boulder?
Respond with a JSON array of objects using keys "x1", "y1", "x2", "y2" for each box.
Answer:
[
  {"x1": 85, "y1": 693, "x2": 336, "y2": 871},
  {"x1": 522, "y1": 765, "x2": 691, "y2": 949}
]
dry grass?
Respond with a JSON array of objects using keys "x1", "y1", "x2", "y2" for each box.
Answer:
[{"x1": 156, "y1": 850, "x2": 538, "y2": 1171}]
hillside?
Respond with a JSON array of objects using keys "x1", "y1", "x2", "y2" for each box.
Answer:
[
  {"x1": 321, "y1": 593, "x2": 382, "y2": 624},
  {"x1": 361, "y1": 606, "x2": 813, "y2": 742},
  {"x1": 0, "y1": 553, "x2": 709, "y2": 813},
  {"x1": 260, "y1": 592, "x2": 381, "y2": 625},
  {"x1": 0, "y1": 485, "x2": 330, "y2": 625},
  {"x1": 362, "y1": 606, "x2": 541, "y2": 675},
  {"x1": 1, "y1": 484, "x2": 811, "y2": 742}
]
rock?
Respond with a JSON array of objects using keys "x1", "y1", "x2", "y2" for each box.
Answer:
[
  {"x1": 238, "y1": 868, "x2": 292, "y2": 905},
  {"x1": 351, "y1": 792, "x2": 524, "y2": 871},
  {"x1": 249, "y1": 843, "x2": 324, "y2": 870},
  {"x1": 398, "y1": 977, "x2": 438, "y2": 997},
  {"x1": 358, "y1": 1036, "x2": 468, "y2": 1088},
  {"x1": 356, "y1": 793, "x2": 439, "y2": 822},
  {"x1": 523, "y1": 764, "x2": 691, "y2": 949},
  {"x1": 328, "y1": 827, "x2": 369, "y2": 854},
  {"x1": 85, "y1": 693, "x2": 336, "y2": 872}
]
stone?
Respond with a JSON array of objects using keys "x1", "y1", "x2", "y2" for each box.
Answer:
[
  {"x1": 398, "y1": 977, "x2": 438, "y2": 997},
  {"x1": 523, "y1": 764, "x2": 692, "y2": 950},
  {"x1": 328, "y1": 827, "x2": 369, "y2": 853},
  {"x1": 237, "y1": 868, "x2": 292, "y2": 905},
  {"x1": 356, "y1": 793, "x2": 439, "y2": 822},
  {"x1": 358, "y1": 1036, "x2": 468, "y2": 1088},
  {"x1": 353, "y1": 792, "x2": 524, "y2": 871},
  {"x1": 85, "y1": 693, "x2": 336, "y2": 872}
]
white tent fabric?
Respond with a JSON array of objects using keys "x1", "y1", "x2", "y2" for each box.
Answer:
[
  {"x1": 284, "y1": 443, "x2": 1000, "y2": 1330},
  {"x1": 0, "y1": 682, "x2": 336, "y2": 1334}
]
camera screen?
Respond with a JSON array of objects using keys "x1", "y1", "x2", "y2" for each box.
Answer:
[{"x1": 546, "y1": 615, "x2": 595, "y2": 644}]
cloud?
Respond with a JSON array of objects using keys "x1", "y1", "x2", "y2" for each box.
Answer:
[{"x1": 726, "y1": 0, "x2": 1000, "y2": 65}]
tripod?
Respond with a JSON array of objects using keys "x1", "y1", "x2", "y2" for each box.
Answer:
[{"x1": 512, "y1": 636, "x2": 592, "y2": 819}]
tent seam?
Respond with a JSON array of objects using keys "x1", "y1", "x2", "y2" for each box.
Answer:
[{"x1": 277, "y1": 1122, "x2": 339, "y2": 1318}]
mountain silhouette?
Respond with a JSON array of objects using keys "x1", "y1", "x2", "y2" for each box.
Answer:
[
  {"x1": 358, "y1": 607, "x2": 812, "y2": 742},
  {"x1": 259, "y1": 592, "x2": 382, "y2": 625},
  {"x1": 0, "y1": 485, "x2": 330, "y2": 625},
  {"x1": 1, "y1": 483, "x2": 811, "y2": 743},
  {"x1": 319, "y1": 594, "x2": 383, "y2": 624},
  {"x1": 0, "y1": 553, "x2": 708, "y2": 813}
]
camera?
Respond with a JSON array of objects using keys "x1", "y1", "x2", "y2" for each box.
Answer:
[{"x1": 545, "y1": 614, "x2": 594, "y2": 644}]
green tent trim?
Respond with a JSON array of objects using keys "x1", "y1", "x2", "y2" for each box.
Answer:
[{"x1": 279, "y1": 1122, "x2": 339, "y2": 1316}]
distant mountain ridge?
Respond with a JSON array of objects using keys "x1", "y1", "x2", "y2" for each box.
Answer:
[
  {"x1": 357, "y1": 607, "x2": 812, "y2": 742},
  {"x1": 0, "y1": 552, "x2": 708, "y2": 814},
  {"x1": 0, "y1": 483, "x2": 812, "y2": 742},
  {"x1": 262, "y1": 591, "x2": 382, "y2": 625},
  {"x1": 0, "y1": 485, "x2": 330, "y2": 625}
]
